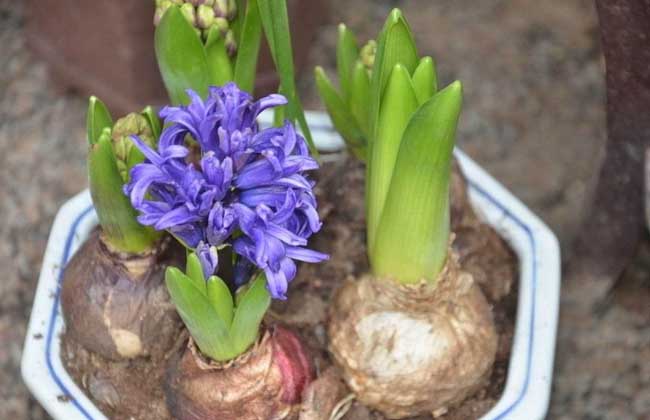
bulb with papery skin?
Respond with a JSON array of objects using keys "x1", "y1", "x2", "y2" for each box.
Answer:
[
  {"x1": 165, "y1": 326, "x2": 314, "y2": 420},
  {"x1": 328, "y1": 249, "x2": 497, "y2": 418}
]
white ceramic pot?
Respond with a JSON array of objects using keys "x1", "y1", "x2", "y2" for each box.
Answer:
[{"x1": 22, "y1": 112, "x2": 560, "y2": 420}]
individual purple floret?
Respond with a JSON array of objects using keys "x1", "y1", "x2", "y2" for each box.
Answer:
[{"x1": 124, "y1": 82, "x2": 327, "y2": 299}]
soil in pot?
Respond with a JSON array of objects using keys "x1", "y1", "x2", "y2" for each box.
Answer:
[{"x1": 61, "y1": 155, "x2": 518, "y2": 420}]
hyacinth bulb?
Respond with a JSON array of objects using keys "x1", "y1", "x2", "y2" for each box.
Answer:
[
  {"x1": 165, "y1": 325, "x2": 313, "y2": 420},
  {"x1": 328, "y1": 251, "x2": 497, "y2": 418}
]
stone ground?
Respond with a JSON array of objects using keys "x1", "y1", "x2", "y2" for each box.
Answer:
[{"x1": 0, "y1": 0, "x2": 648, "y2": 418}]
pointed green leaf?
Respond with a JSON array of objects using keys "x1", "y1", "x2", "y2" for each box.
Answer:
[
  {"x1": 367, "y1": 64, "x2": 419, "y2": 251},
  {"x1": 257, "y1": 0, "x2": 316, "y2": 155},
  {"x1": 411, "y1": 56, "x2": 437, "y2": 105},
  {"x1": 155, "y1": 6, "x2": 211, "y2": 105},
  {"x1": 141, "y1": 106, "x2": 162, "y2": 140},
  {"x1": 230, "y1": 273, "x2": 270, "y2": 355},
  {"x1": 314, "y1": 66, "x2": 365, "y2": 152},
  {"x1": 207, "y1": 275, "x2": 234, "y2": 327},
  {"x1": 88, "y1": 131, "x2": 159, "y2": 253},
  {"x1": 368, "y1": 9, "x2": 419, "y2": 144},
  {"x1": 205, "y1": 27, "x2": 234, "y2": 86},
  {"x1": 336, "y1": 24, "x2": 359, "y2": 103},
  {"x1": 166, "y1": 267, "x2": 238, "y2": 362},
  {"x1": 86, "y1": 96, "x2": 112, "y2": 146},
  {"x1": 233, "y1": 0, "x2": 262, "y2": 92},
  {"x1": 186, "y1": 252, "x2": 207, "y2": 294},
  {"x1": 349, "y1": 60, "x2": 371, "y2": 138},
  {"x1": 231, "y1": 0, "x2": 246, "y2": 43},
  {"x1": 371, "y1": 81, "x2": 463, "y2": 284}
]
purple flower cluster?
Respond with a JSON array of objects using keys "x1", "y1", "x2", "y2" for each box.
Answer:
[{"x1": 124, "y1": 83, "x2": 327, "y2": 299}]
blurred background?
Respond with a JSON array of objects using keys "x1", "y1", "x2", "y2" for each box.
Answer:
[{"x1": 1, "y1": 0, "x2": 648, "y2": 418}]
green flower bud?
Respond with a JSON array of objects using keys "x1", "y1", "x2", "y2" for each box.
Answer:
[
  {"x1": 153, "y1": 0, "x2": 173, "y2": 26},
  {"x1": 360, "y1": 40, "x2": 377, "y2": 72},
  {"x1": 226, "y1": 0, "x2": 237, "y2": 19},
  {"x1": 224, "y1": 30, "x2": 237, "y2": 56},
  {"x1": 179, "y1": 2, "x2": 197, "y2": 26},
  {"x1": 196, "y1": 4, "x2": 215, "y2": 29},
  {"x1": 214, "y1": 16, "x2": 229, "y2": 33},
  {"x1": 213, "y1": 0, "x2": 229, "y2": 17},
  {"x1": 111, "y1": 113, "x2": 154, "y2": 182}
]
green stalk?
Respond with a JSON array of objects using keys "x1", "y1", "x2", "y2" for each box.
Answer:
[
  {"x1": 336, "y1": 24, "x2": 359, "y2": 104},
  {"x1": 371, "y1": 81, "x2": 463, "y2": 284},
  {"x1": 166, "y1": 267, "x2": 238, "y2": 361},
  {"x1": 411, "y1": 56, "x2": 437, "y2": 105},
  {"x1": 314, "y1": 66, "x2": 365, "y2": 155},
  {"x1": 86, "y1": 96, "x2": 112, "y2": 146},
  {"x1": 349, "y1": 60, "x2": 371, "y2": 139},
  {"x1": 233, "y1": 0, "x2": 262, "y2": 93},
  {"x1": 155, "y1": 6, "x2": 211, "y2": 104},
  {"x1": 205, "y1": 27, "x2": 234, "y2": 85},
  {"x1": 366, "y1": 64, "x2": 419, "y2": 252},
  {"x1": 88, "y1": 130, "x2": 161, "y2": 254},
  {"x1": 166, "y1": 256, "x2": 270, "y2": 362},
  {"x1": 367, "y1": 9, "x2": 418, "y2": 145},
  {"x1": 257, "y1": 0, "x2": 317, "y2": 155}
]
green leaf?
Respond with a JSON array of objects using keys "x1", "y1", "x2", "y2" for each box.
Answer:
[
  {"x1": 205, "y1": 27, "x2": 234, "y2": 86},
  {"x1": 231, "y1": 0, "x2": 246, "y2": 43},
  {"x1": 141, "y1": 106, "x2": 162, "y2": 140},
  {"x1": 230, "y1": 273, "x2": 270, "y2": 355},
  {"x1": 314, "y1": 66, "x2": 365, "y2": 152},
  {"x1": 233, "y1": 0, "x2": 262, "y2": 93},
  {"x1": 336, "y1": 24, "x2": 359, "y2": 104},
  {"x1": 155, "y1": 6, "x2": 211, "y2": 105},
  {"x1": 86, "y1": 96, "x2": 112, "y2": 146},
  {"x1": 367, "y1": 64, "x2": 419, "y2": 252},
  {"x1": 166, "y1": 267, "x2": 238, "y2": 362},
  {"x1": 186, "y1": 252, "x2": 207, "y2": 294},
  {"x1": 368, "y1": 9, "x2": 419, "y2": 144},
  {"x1": 207, "y1": 275, "x2": 234, "y2": 327},
  {"x1": 257, "y1": 0, "x2": 317, "y2": 155},
  {"x1": 411, "y1": 56, "x2": 437, "y2": 105},
  {"x1": 88, "y1": 131, "x2": 160, "y2": 253},
  {"x1": 349, "y1": 60, "x2": 371, "y2": 139},
  {"x1": 371, "y1": 81, "x2": 463, "y2": 284}
]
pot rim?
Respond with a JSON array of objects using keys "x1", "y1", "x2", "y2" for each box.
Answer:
[{"x1": 21, "y1": 111, "x2": 560, "y2": 420}]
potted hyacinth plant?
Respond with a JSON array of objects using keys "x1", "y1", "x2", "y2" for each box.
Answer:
[
  {"x1": 58, "y1": 1, "x2": 328, "y2": 418},
  {"x1": 125, "y1": 83, "x2": 327, "y2": 418},
  {"x1": 316, "y1": 9, "x2": 504, "y2": 418},
  {"x1": 22, "y1": 2, "x2": 561, "y2": 419},
  {"x1": 61, "y1": 100, "x2": 184, "y2": 361}
]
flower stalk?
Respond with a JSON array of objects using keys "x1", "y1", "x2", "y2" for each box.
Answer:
[{"x1": 86, "y1": 97, "x2": 162, "y2": 254}]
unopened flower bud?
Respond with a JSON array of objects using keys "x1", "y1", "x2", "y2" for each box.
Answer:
[
  {"x1": 214, "y1": 16, "x2": 229, "y2": 34},
  {"x1": 179, "y1": 2, "x2": 197, "y2": 26},
  {"x1": 196, "y1": 4, "x2": 215, "y2": 29},
  {"x1": 213, "y1": 0, "x2": 229, "y2": 17},
  {"x1": 111, "y1": 113, "x2": 154, "y2": 182},
  {"x1": 225, "y1": 30, "x2": 237, "y2": 56},
  {"x1": 154, "y1": 0, "x2": 173, "y2": 26},
  {"x1": 360, "y1": 40, "x2": 377, "y2": 71},
  {"x1": 226, "y1": 0, "x2": 237, "y2": 20}
]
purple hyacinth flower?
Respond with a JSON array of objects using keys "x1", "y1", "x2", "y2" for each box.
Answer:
[
  {"x1": 196, "y1": 242, "x2": 219, "y2": 280},
  {"x1": 124, "y1": 82, "x2": 327, "y2": 299}
]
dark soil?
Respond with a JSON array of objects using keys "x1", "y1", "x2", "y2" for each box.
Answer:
[{"x1": 61, "y1": 155, "x2": 518, "y2": 420}]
